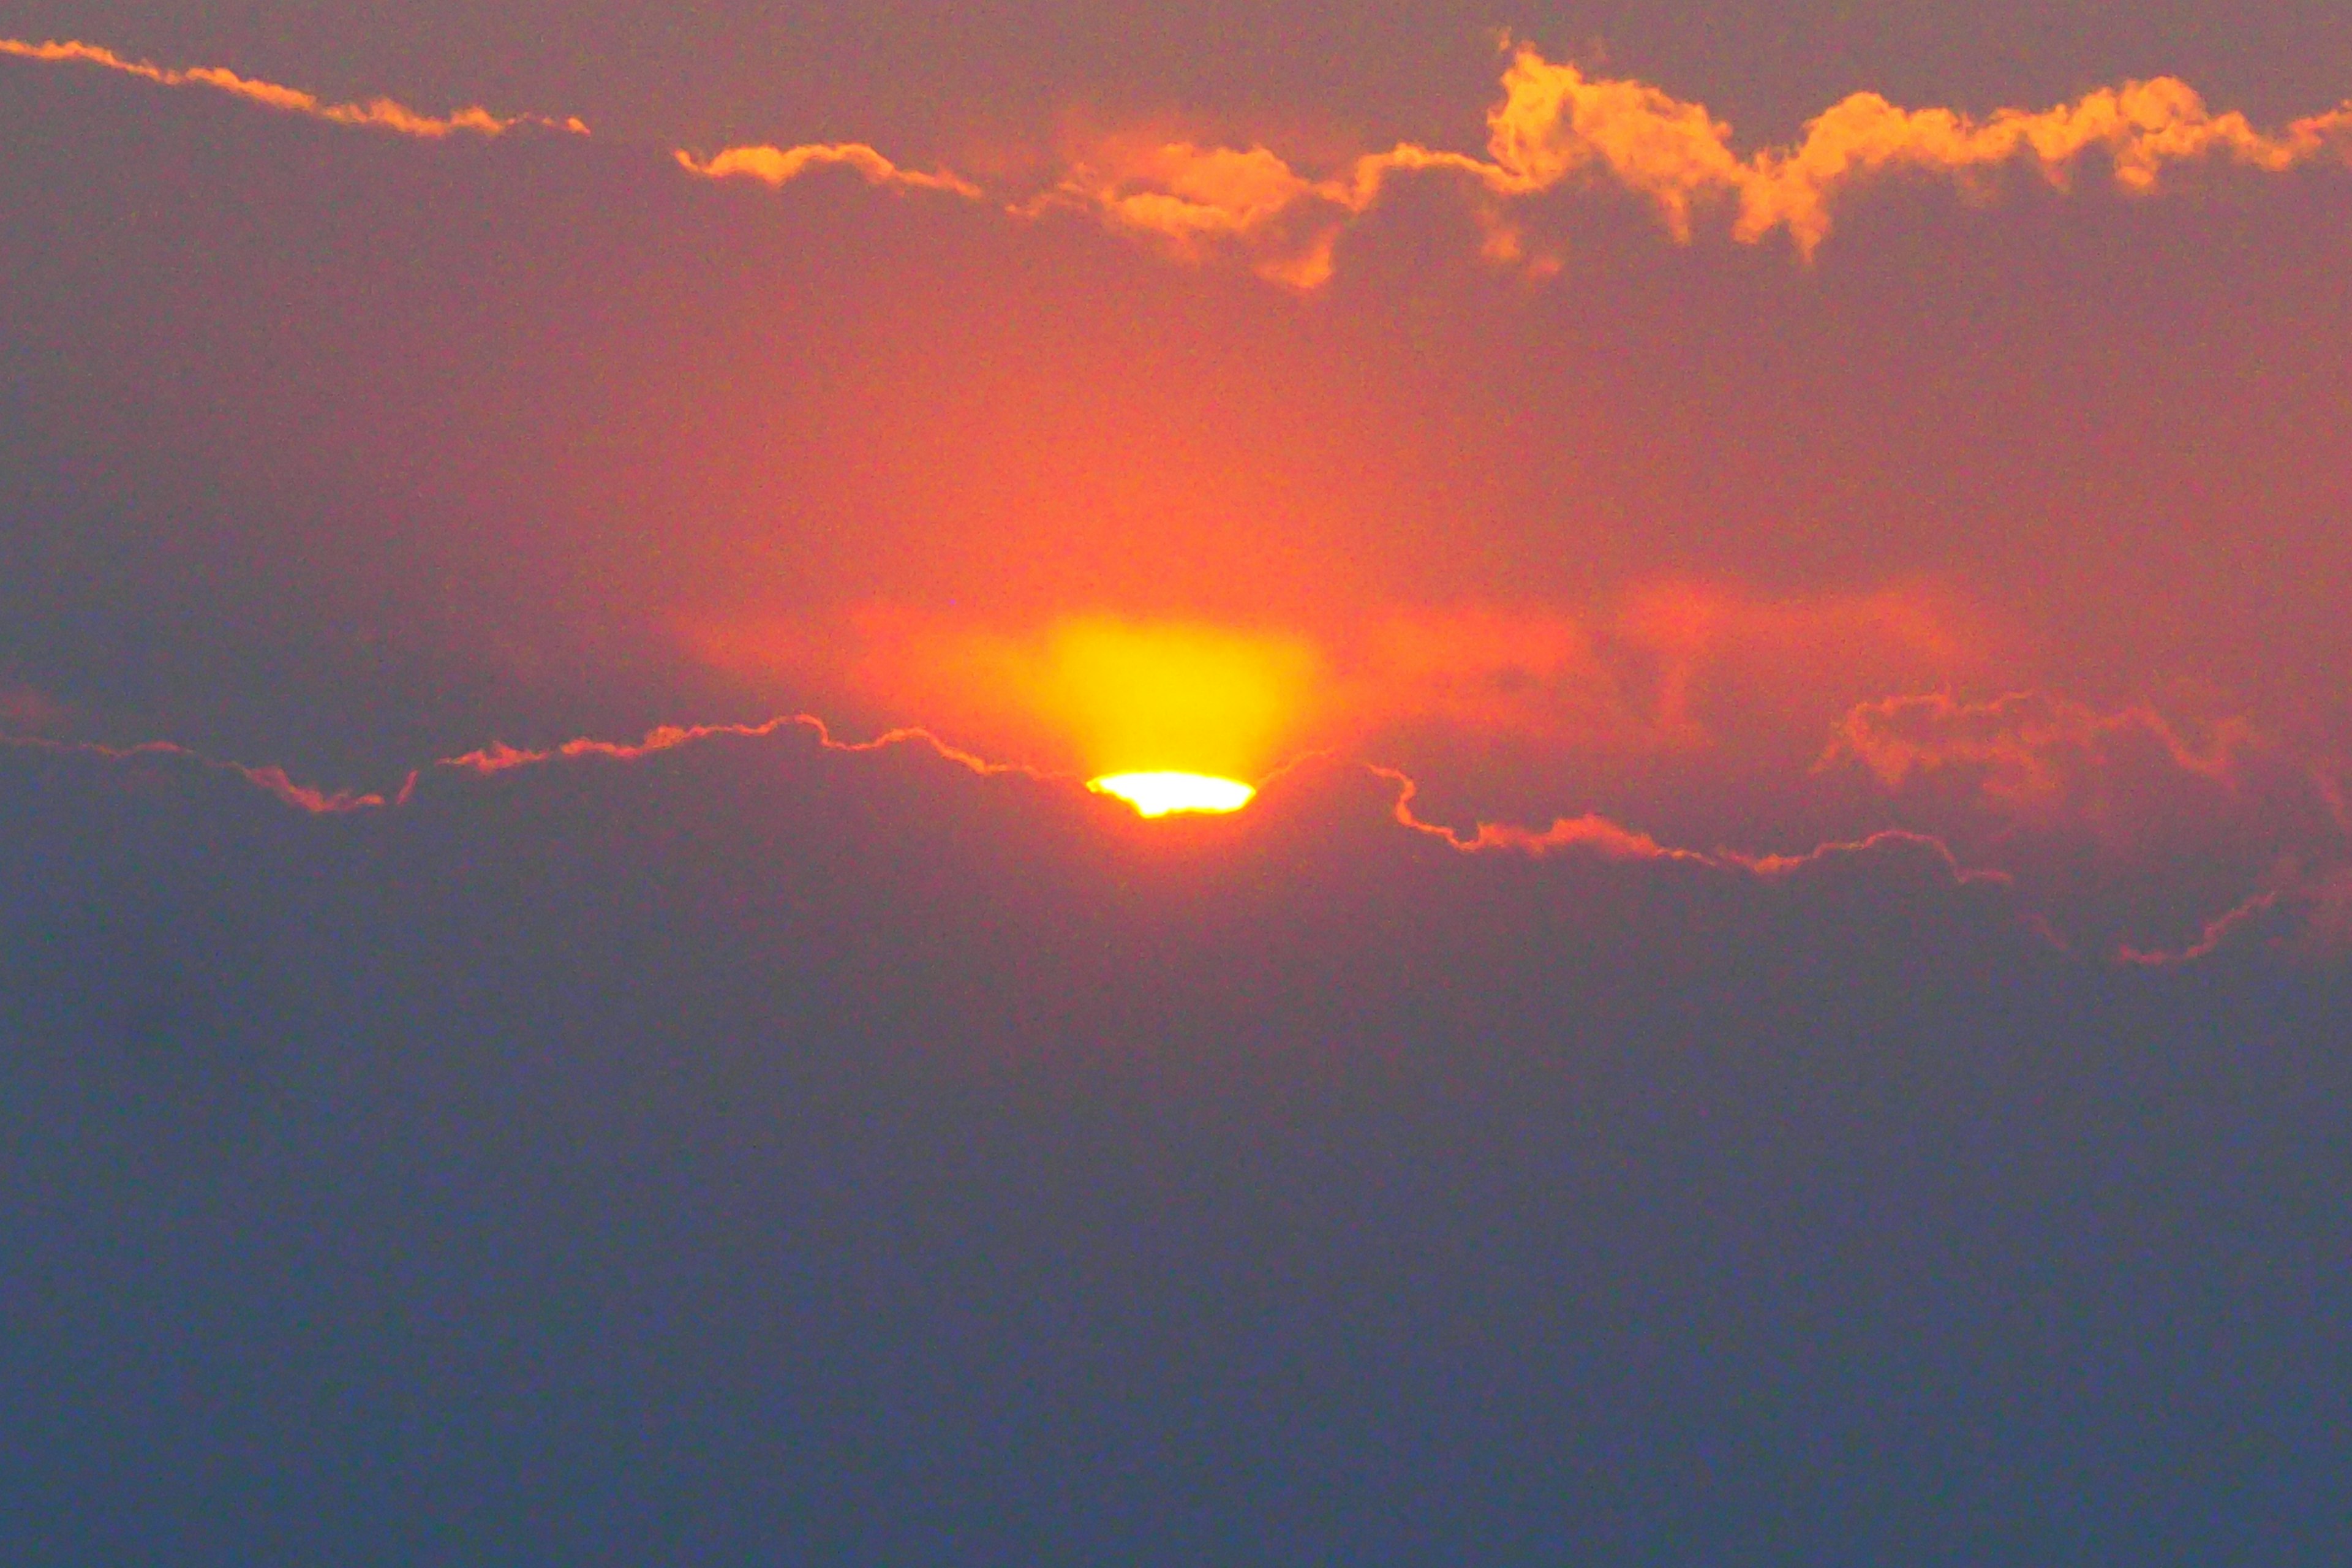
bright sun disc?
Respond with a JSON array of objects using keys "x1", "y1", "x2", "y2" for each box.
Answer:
[{"x1": 1088, "y1": 772, "x2": 1256, "y2": 818}]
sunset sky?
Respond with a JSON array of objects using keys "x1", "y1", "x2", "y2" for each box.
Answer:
[{"x1": 4, "y1": 4, "x2": 2351, "y2": 1561}]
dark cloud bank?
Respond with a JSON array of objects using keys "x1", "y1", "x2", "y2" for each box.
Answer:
[{"x1": 4, "y1": 732, "x2": 2351, "y2": 1563}]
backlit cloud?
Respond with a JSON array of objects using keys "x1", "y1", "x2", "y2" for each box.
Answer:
[
  {"x1": 14, "y1": 34, "x2": 2349, "y2": 284},
  {"x1": 1030, "y1": 43, "x2": 2352, "y2": 279},
  {"x1": 1822, "y1": 690, "x2": 2352, "y2": 958},
  {"x1": 13, "y1": 695, "x2": 2351, "y2": 968},
  {"x1": 0, "y1": 734, "x2": 396, "y2": 814},
  {"x1": 674, "y1": 141, "x2": 981, "y2": 197},
  {"x1": 1483, "y1": 47, "x2": 2352, "y2": 255},
  {"x1": 0, "y1": 37, "x2": 588, "y2": 138}
]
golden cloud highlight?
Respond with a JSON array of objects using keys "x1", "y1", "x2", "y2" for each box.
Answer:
[
  {"x1": 0, "y1": 37, "x2": 587, "y2": 138},
  {"x1": 18, "y1": 34, "x2": 2350, "y2": 283},
  {"x1": 674, "y1": 143, "x2": 981, "y2": 198},
  {"x1": 1479, "y1": 48, "x2": 2352, "y2": 257},
  {"x1": 1047, "y1": 45, "x2": 2352, "y2": 280}
]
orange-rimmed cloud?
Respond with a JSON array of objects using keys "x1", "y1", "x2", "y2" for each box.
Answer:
[
  {"x1": 1480, "y1": 48, "x2": 2352, "y2": 257},
  {"x1": 0, "y1": 37, "x2": 588, "y2": 138},
  {"x1": 1820, "y1": 690, "x2": 2352, "y2": 960},
  {"x1": 434, "y1": 713, "x2": 1050, "y2": 785},
  {"x1": 2117, "y1": 865, "x2": 2352, "y2": 967},
  {"x1": 17, "y1": 709, "x2": 2352, "y2": 969},
  {"x1": 0, "y1": 734, "x2": 398, "y2": 814},
  {"x1": 18, "y1": 34, "x2": 2350, "y2": 284},
  {"x1": 674, "y1": 143, "x2": 981, "y2": 198},
  {"x1": 0, "y1": 715, "x2": 1052, "y2": 819},
  {"x1": 1016, "y1": 44, "x2": 2352, "y2": 282}
]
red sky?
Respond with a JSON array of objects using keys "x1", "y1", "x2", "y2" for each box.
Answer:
[{"x1": 5, "y1": 23, "x2": 2350, "y2": 957}]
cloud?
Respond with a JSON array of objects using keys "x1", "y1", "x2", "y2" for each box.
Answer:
[
  {"x1": 675, "y1": 143, "x2": 981, "y2": 198},
  {"x1": 1819, "y1": 690, "x2": 2345, "y2": 845},
  {"x1": 433, "y1": 713, "x2": 1046, "y2": 784},
  {"x1": 0, "y1": 716, "x2": 1053, "y2": 825},
  {"x1": 15, "y1": 698, "x2": 2351, "y2": 971},
  {"x1": 1373, "y1": 757, "x2": 2005, "y2": 892},
  {"x1": 15, "y1": 34, "x2": 2349, "y2": 284},
  {"x1": 0, "y1": 734, "x2": 394, "y2": 814},
  {"x1": 1822, "y1": 690, "x2": 2352, "y2": 958},
  {"x1": 0, "y1": 37, "x2": 589, "y2": 138},
  {"x1": 1484, "y1": 47, "x2": 2352, "y2": 257},
  {"x1": 1025, "y1": 44, "x2": 2352, "y2": 279},
  {"x1": 1371, "y1": 761, "x2": 1694, "y2": 864},
  {"x1": 2117, "y1": 865, "x2": 2352, "y2": 967}
]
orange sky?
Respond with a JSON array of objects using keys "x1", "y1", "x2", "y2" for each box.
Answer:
[{"x1": 2, "y1": 32, "x2": 2350, "y2": 955}]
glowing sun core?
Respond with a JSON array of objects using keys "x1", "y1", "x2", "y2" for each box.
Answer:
[{"x1": 1088, "y1": 772, "x2": 1256, "y2": 818}]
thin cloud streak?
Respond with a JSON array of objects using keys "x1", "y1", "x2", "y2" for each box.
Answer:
[
  {"x1": 0, "y1": 734, "x2": 398, "y2": 814},
  {"x1": 434, "y1": 714, "x2": 1057, "y2": 783},
  {"x1": 1, "y1": 717, "x2": 1056, "y2": 818},
  {"x1": 1373, "y1": 758, "x2": 2000, "y2": 889},
  {"x1": 0, "y1": 37, "x2": 588, "y2": 138},
  {"x1": 674, "y1": 142, "x2": 981, "y2": 197}
]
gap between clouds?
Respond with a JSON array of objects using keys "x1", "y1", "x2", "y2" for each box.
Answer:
[{"x1": 9, "y1": 36, "x2": 2351, "y2": 285}]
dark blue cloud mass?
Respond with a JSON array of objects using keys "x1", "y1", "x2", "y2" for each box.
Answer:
[{"x1": 3, "y1": 728, "x2": 2350, "y2": 1562}]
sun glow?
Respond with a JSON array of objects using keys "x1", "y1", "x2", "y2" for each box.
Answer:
[{"x1": 1088, "y1": 771, "x2": 1257, "y2": 818}]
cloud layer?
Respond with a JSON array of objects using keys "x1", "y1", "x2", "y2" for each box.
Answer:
[
  {"x1": 15, "y1": 34, "x2": 2350, "y2": 287},
  {"x1": 682, "y1": 40, "x2": 2352, "y2": 282}
]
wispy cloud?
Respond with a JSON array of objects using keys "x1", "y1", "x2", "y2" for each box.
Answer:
[
  {"x1": 0, "y1": 715, "x2": 1050, "y2": 822},
  {"x1": 1822, "y1": 690, "x2": 2352, "y2": 960},
  {"x1": 433, "y1": 714, "x2": 1049, "y2": 783},
  {"x1": 674, "y1": 142, "x2": 980, "y2": 197},
  {"x1": 0, "y1": 734, "x2": 398, "y2": 813},
  {"x1": 0, "y1": 37, "x2": 587, "y2": 138}
]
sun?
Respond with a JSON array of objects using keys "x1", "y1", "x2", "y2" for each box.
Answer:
[{"x1": 1088, "y1": 771, "x2": 1256, "y2": 818}]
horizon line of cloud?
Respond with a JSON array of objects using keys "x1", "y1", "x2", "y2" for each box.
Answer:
[
  {"x1": 6, "y1": 716, "x2": 2340, "y2": 968},
  {"x1": 0, "y1": 715, "x2": 1054, "y2": 819}
]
